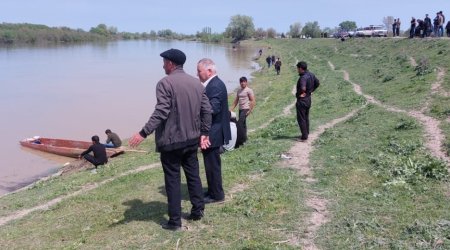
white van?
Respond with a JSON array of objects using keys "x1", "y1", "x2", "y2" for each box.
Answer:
[{"x1": 355, "y1": 25, "x2": 387, "y2": 37}]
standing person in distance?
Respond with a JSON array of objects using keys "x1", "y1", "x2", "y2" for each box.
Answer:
[
  {"x1": 295, "y1": 61, "x2": 320, "y2": 142},
  {"x1": 274, "y1": 58, "x2": 282, "y2": 75},
  {"x1": 396, "y1": 18, "x2": 401, "y2": 37},
  {"x1": 392, "y1": 19, "x2": 397, "y2": 37},
  {"x1": 424, "y1": 14, "x2": 432, "y2": 37},
  {"x1": 230, "y1": 76, "x2": 256, "y2": 145},
  {"x1": 129, "y1": 49, "x2": 212, "y2": 231},
  {"x1": 197, "y1": 58, "x2": 231, "y2": 204},
  {"x1": 266, "y1": 56, "x2": 272, "y2": 68},
  {"x1": 410, "y1": 17, "x2": 416, "y2": 38}
]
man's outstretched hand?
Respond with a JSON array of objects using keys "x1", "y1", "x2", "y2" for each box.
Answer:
[{"x1": 129, "y1": 133, "x2": 144, "y2": 148}]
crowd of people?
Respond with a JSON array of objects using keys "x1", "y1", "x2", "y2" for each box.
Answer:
[
  {"x1": 393, "y1": 11, "x2": 450, "y2": 38},
  {"x1": 265, "y1": 54, "x2": 282, "y2": 74},
  {"x1": 126, "y1": 48, "x2": 263, "y2": 231},
  {"x1": 78, "y1": 47, "x2": 320, "y2": 232}
]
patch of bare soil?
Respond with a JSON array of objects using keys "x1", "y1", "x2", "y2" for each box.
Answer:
[
  {"x1": 409, "y1": 56, "x2": 418, "y2": 67},
  {"x1": 60, "y1": 159, "x2": 93, "y2": 175},
  {"x1": 227, "y1": 173, "x2": 264, "y2": 199}
]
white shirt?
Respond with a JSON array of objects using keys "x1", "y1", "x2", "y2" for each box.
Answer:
[{"x1": 201, "y1": 74, "x2": 217, "y2": 88}]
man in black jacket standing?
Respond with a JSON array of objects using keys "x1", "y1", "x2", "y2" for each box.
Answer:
[
  {"x1": 197, "y1": 58, "x2": 231, "y2": 204},
  {"x1": 129, "y1": 49, "x2": 212, "y2": 231},
  {"x1": 295, "y1": 61, "x2": 319, "y2": 142}
]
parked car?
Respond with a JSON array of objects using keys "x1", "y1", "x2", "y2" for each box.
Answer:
[
  {"x1": 355, "y1": 25, "x2": 387, "y2": 37},
  {"x1": 348, "y1": 30, "x2": 356, "y2": 37},
  {"x1": 372, "y1": 25, "x2": 388, "y2": 37},
  {"x1": 333, "y1": 30, "x2": 349, "y2": 39}
]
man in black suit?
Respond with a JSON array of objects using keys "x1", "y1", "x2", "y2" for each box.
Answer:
[{"x1": 197, "y1": 58, "x2": 231, "y2": 204}]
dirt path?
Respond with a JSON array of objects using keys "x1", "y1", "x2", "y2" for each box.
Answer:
[
  {"x1": 281, "y1": 107, "x2": 363, "y2": 249},
  {"x1": 329, "y1": 61, "x2": 449, "y2": 164},
  {"x1": 431, "y1": 67, "x2": 450, "y2": 97}
]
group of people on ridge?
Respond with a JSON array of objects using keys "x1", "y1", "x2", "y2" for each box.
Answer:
[{"x1": 394, "y1": 11, "x2": 449, "y2": 38}]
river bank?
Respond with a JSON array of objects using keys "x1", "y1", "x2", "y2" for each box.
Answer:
[
  {"x1": 0, "y1": 39, "x2": 258, "y2": 195},
  {"x1": 1, "y1": 38, "x2": 449, "y2": 249}
]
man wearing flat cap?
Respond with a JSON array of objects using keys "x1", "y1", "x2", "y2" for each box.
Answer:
[{"x1": 129, "y1": 48, "x2": 212, "y2": 231}]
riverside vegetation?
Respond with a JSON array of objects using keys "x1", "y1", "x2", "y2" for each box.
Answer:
[
  {"x1": 0, "y1": 38, "x2": 450, "y2": 249},
  {"x1": 0, "y1": 23, "x2": 226, "y2": 45}
]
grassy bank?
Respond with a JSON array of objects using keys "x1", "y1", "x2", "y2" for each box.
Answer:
[{"x1": 1, "y1": 38, "x2": 449, "y2": 249}]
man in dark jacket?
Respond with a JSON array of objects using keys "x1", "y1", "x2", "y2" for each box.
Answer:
[
  {"x1": 80, "y1": 135, "x2": 107, "y2": 169},
  {"x1": 129, "y1": 49, "x2": 212, "y2": 231},
  {"x1": 197, "y1": 58, "x2": 231, "y2": 204},
  {"x1": 295, "y1": 61, "x2": 319, "y2": 141},
  {"x1": 104, "y1": 129, "x2": 122, "y2": 148}
]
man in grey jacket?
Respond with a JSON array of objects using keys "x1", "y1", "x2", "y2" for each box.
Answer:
[{"x1": 129, "y1": 48, "x2": 212, "y2": 231}]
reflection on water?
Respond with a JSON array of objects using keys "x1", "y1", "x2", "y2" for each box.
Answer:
[{"x1": 0, "y1": 40, "x2": 257, "y2": 195}]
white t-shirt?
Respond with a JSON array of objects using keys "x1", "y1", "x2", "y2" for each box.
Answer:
[
  {"x1": 237, "y1": 87, "x2": 254, "y2": 110},
  {"x1": 223, "y1": 122, "x2": 237, "y2": 151}
]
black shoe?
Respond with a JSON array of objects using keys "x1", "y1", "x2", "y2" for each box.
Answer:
[
  {"x1": 297, "y1": 137, "x2": 307, "y2": 142},
  {"x1": 204, "y1": 196, "x2": 225, "y2": 204},
  {"x1": 160, "y1": 222, "x2": 182, "y2": 231},
  {"x1": 187, "y1": 211, "x2": 204, "y2": 221}
]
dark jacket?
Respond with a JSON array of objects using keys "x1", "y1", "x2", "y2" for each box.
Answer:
[
  {"x1": 296, "y1": 71, "x2": 317, "y2": 99},
  {"x1": 140, "y1": 68, "x2": 212, "y2": 152},
  {"x1": 106, "y1": 132, "x2": 122, "y2": 147},
  {"x1": 204, "y1": 76, "x2": 232, "y2": 148},
  {"x1": 81, "y1": 143, "x2": 108, "y2": 164}
]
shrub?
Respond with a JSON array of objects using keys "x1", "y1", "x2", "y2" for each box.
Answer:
[{"x1": 414, "y1": 57, "x2": 432, "y2": 76}]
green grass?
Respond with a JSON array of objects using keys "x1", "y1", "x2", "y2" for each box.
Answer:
[{"x1": 1, "y1": 38, "x2": 449, "y2": 249}]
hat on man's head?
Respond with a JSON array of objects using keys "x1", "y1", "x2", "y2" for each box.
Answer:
[{"x1": 160, "y1": 48, "x2": 186, "y2": 65}]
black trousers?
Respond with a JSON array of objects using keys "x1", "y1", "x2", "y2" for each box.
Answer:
[
  {"x1": 83, "y1": 154, "x2": 106, "y2": 168},
  {"x1": 160, "y1": 145, "x2": 204, "y2": 227},
  {"x1": 202, "y1": 146, "x2": 224, "y2": 200},
  {"x1": 238, "y1": 109, "x2": 249, "y2": 142},
  {"x1": 296, "y1": 98, "x2": 311, "y2": 140}
]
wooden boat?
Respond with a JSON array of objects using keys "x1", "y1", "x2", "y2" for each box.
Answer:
[{"x1": 19, "y1": 137, "x2": 124, "y2": 158}]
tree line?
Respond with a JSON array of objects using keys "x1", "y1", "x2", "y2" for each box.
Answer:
[{"x1": 1, "y1": 15, "x2": 372, "y2": 45}]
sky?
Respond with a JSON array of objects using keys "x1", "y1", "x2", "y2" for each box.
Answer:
[{"x1": 1, "y1": 0, "x2": 450, "y2": 34}]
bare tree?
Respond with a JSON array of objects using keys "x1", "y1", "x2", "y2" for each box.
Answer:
[
  {"x1": 289, "y1": 22, "x2": 302, "y2": 38},
  {"x1": 267, "y1": 28, "x2": 277, "y2": 38},
  {"x1": 254, "y1": 27, "x2": 267, "y2": 39}
]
